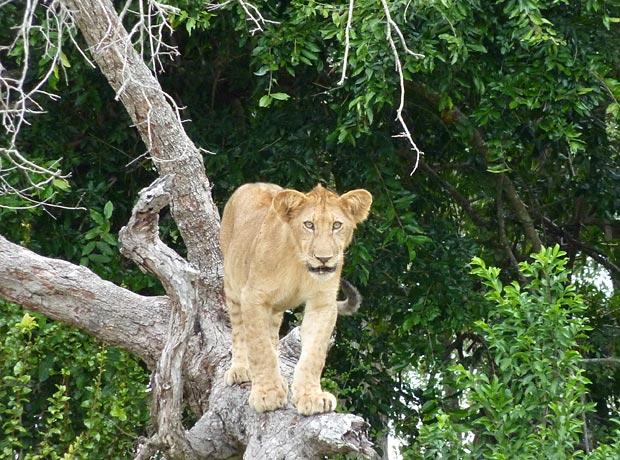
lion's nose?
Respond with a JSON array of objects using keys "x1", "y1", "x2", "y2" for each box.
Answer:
[{"x1": 315, "y1": 256, "x2": 332, "y2": 265}]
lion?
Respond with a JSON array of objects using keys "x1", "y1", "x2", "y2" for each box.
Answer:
[{"x1": 220, "y1": 182, "x2": 372, "y2": 415}]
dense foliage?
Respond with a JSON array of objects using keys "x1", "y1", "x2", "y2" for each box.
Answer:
[{"x1": 1, "y1": 0, "x2": 618, "y2": 457}]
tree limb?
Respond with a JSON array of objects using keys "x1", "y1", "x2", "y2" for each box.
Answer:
[
  {"x1": 119, "y1": 176, "x2": 200, "y2": 459},
  {"x1": 61, "y1": 0, "x2": 225, "y2": 297},
  {"x1": 500, "y1": 176, "x2": 542, "y2": 253},
  {"x1": 497, "y1": 176, "x2": 527, "y2": 284},
  {"x1": 582, "y1": 358, "x2": 620, "y2": 367},
  {"x1": 188, "y1": 327, "x2": 376, "y2": 459},
  {"x1": 418, "y1": 157, "x2": 487, "y2": 228},
  {"x1": 0, "y1": 234, "x2": 168, "y2": 366},
  {"x1": 409, "y1": 83, "x2": 543, "y2": 252},
  {"x1": 537, "y1": 215, "x2": 620, "y2": 279}
]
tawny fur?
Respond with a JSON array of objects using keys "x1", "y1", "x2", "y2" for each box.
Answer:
[{"x1": 220, "y1": 182, "x2": 372, "y2": 415}]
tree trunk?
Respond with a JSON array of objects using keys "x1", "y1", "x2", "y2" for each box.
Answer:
[{"x1": 0, "y1": 0, "x2": 375, "y2": 458}]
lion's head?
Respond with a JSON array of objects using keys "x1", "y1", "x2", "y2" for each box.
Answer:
[{"x1": 272, "y1": 184, "x2": 372, "y2": 278}]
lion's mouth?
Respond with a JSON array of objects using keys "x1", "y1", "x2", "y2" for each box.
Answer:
[{"x1": 307, "y1": 265, "x2": 337, "y2": 275}]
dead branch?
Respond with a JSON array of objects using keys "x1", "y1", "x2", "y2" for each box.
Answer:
[
  {"x1": 0, "y1": 234, "x2": 168, "y2": 365},
  {"x1": 119, "y1": 175, "x2": 199, "y2": 459},
  {"x1": 379, "y1": 0, "x2": 424, "y2": 174}
]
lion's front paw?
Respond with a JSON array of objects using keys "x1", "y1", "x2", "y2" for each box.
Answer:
[
  {"x1": 248, "y1": 381, "x2": 288, "y2": 412},
  {"x1": 294, "y1": 390, "x2": 337, "y2": 415},
  {"x1": 224, "y1": 364, "x2": 251, "y2": 386}
]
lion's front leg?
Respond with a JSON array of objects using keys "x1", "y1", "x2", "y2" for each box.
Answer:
[
  {"x1": 241, "y1": 293, "x2": 288, "y2": 412},
  {"x1": 292, "y1": 299, "x2": 338, "y2": 415}
]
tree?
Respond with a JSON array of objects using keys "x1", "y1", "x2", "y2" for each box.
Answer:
[{"x1": 0, "y1": 0, "x2": 374, "y2": 458}]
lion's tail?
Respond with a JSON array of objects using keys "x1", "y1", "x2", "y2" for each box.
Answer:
[{"x1": 337, "y1": 279, "x2": 362, "y2": 316}]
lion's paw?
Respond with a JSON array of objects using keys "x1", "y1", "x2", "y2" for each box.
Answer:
[
  {"x1": 294, "y1": 391, "x2": 337, "y2": 416},
  {"x1": 248, "y1": 381, "x2": 288, "y2": 412},
  {"x1": 224, "y1": 365, "x2": 251, "y2": 386}
]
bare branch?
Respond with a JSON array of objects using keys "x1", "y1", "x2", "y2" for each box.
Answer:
[
  {"x1": 0, "y1": 0, "x2": 73, "y2": 208},
  {"x1": 338, "y1": 0, "x2": 355, "y2": 86},
  {"x1": 119, "y1": 175, "x2": 199, "y2": 459},
  {"x1": 379, "y1": 0, "x2": 424, "y2": 174},
  {"x1": 0, "y1": 233, "x2": 168, "y2": 365},
  {"x1": 235, "y1": 0, "x2": 279, "y2": 35},
  {"x1": 582, "y1": 358, "x2": 620, "y2": 367}
]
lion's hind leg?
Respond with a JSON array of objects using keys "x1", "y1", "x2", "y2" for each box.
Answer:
[{"x1": 224, "y1": 296, "x2": 251, "y2": 385}]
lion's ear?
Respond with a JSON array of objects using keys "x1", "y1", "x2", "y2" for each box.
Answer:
[
  {"x1": 340, "y1": 189, "x2": 373, "y2": 223},
  {"x1": 273, "y1": 189, "x2": 307, "y2": 220}
]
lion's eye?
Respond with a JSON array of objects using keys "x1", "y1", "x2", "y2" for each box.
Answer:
[
  {"x1": 333, "y1": 221, "x2": 342, "y2": 230},
  {"x1": 303, "y1": 221, "x2": 314, "y2": 230}
]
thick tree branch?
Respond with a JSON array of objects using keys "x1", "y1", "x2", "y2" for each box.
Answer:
[
  {"x1": 119, "y1": 176, "x2": 200, "y2": 459},
  {"x1": 418, "y1": 157, "x2": 487, "y2": 227},
  {"x1": 409, "y1": 83, "x2": 543, "y2": 251},
  {"x1": 62, "y1": 0, "x2": 230, "y2": 407},
  {"x1": 61, "y1": 0, "x2": 224, "y2": 295},
  {"x1": 0, "y1": 234, "x2": 168, "y2": 366},
  {"x1": 496, "y1": 177, "x2": 527, "y2": 285},
  {"x1": 500, "y1": 176, "x2": 542, "y2": 253},
  {"x1": 188, "y1": 327, "x2": 376, "y2": 459}
]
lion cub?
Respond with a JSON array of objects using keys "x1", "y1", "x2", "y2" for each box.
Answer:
[{"x1": 220, "y1": 183, "x2": 372, "y2": 415}]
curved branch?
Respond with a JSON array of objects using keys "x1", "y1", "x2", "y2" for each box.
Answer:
[
  {"x1": 536, "y1": 215, "x2": 620, "y2": 280},
  {"x1": 418, "y1": 157, "x2": 487, "y2": 227},
  {"x1": 0, "y1": 234, "x2": 167, "y2": 365},
  {"x1": 500, "y1": 176, "x2": 542, "y2": 252},
  {"x1": 119, "y1": 176, "x2": 200, "y2": 459}
]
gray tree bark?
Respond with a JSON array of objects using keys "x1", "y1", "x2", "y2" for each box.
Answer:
[{"x1": 0, "y1": 0, "x2": 375, "y2": 458}]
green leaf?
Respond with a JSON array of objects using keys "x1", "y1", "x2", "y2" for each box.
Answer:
[
  {"x1": 103, "y1": 201, "x2": 114, "y2": 219},
  {"x1": 270, "y1": 92, "x2": 290, "y2": 101},
  {"x1": 52, "y1": 178, "x2": 70, "y2": 191},
  {"x1": 258, "y1": 95, "x2": 272, "y2": 107},
  {"x1": 110, "y1": 404, "x2": 127, "y2": 421},
  {"x1": 60, "y1": 51, "x2": 71, "y2": 68},
  {"x1": 254, "y1": 66, "x2": 269, "y2": 76}
]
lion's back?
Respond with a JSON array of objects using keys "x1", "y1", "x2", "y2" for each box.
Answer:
[{"x1": 220, "y1": 183, "x2": 283, "y2": 293}]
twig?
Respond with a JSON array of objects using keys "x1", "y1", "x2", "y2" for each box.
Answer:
[
  {"x1": 236, "y1": 0, "x2": 279, "y2": 35},
  {"x1": 379, "y1": 0, "x2": 424, "y2": 174},
  {"x1": 338, "y1": 0, "x2": 355, "y2": 85},
  {"x1": 0, "y1": 0, "x2": 72, "y2": 208},
  {"x1": 581, "y1": 357, "x2": 620, "y2": 366},
  {"x1": 537, "y1": 214, "x2": 620, "y2": 279}
]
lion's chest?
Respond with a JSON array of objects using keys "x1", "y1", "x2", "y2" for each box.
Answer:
[{"x1": 269, "y1": 274, "x2": 323, "y2": 312}]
